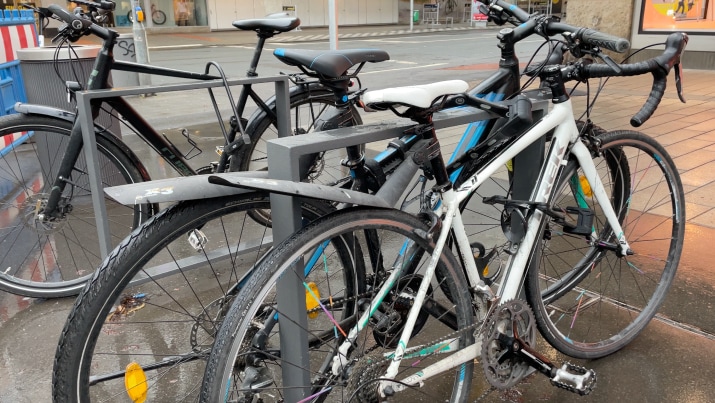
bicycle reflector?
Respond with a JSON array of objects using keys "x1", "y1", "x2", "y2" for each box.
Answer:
[
  {"x1": 305, "y1": 281, "x2": 321, "y2": 319},
  {"x1": 579, "y1": 175, "x2": 593, "y2": 198},
  {"x1": 124, "y1": 362, "x2": 148, "y2": 403}
]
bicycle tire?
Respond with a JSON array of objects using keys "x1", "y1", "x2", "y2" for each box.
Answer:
[
  {"x1": 200, "y1": 207, "x2": 475, "y2": 403},
  {"x1": 0, "y1": 113, "x2": 150, "y2": 298},
  {"x1": 153, "y1": 9, "x2": 166, "y2": 25},
  {"x1": 525, "y1": 129, "x2": 684, "y2": 359},
  {"x1": 52, "y1": 193, "x2": 334, "y2": 402}
]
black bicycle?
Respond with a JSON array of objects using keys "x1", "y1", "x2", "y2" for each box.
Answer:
[
  {"x1": 51, "y1": 1, "x2": 636, "y2": 400},
  {"x1": 0, "y1": 1, "x2": 379, "y2": 298}
]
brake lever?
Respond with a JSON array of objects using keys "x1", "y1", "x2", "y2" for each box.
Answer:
[
  {"x1": 674, "y1": 63, "x2": 686, "y2": 103},
  {"x1": 596, "y1": 51, "x2": 623, "y2": 75}
]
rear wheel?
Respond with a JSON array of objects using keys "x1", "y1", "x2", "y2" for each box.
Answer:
[
  {"x1": 0, "y1": 114, "x2": 148, "y2": 298},
  {"x1": 52, "y1": 193, "x2": 333, "y2": 402},
  {"x1": 526, "y1": 130, "x2": 684, "y2": 358}
]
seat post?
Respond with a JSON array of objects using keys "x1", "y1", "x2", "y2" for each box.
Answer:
[{"x1": 247, "y1": 33, "x2": 271, "y2": 77}]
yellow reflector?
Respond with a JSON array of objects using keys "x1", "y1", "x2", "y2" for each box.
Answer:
[
  {"x1": 482, "y1": 264, "x2": 489, "y2": 278},
  {"x1": 305, "y1": 281, "x2": 321, "y2": 319},
  {"x1": 124, "y1": 362, "x2": 148, "y2": 403},
  {"x1": 505, "y1": 159, "x2": 513, "y2": 172},
  {"x1": 579, "y1": 175, "x2": 593, "y2": 197}
]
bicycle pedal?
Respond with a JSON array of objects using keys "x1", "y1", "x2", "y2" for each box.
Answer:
[
  {"x1": 187, "y1": 229, "x2": 208, "y2": 251},
  {"x1": 561, "y1": 206, "x2": 594, "y2": 236},
  {"x1": 550, "y1": 362, "x2": 596, "y2": 395}
]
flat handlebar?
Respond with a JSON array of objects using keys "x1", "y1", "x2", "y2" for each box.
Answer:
[{"x1": 47, "y1": 3, "x2": 114, "y2": 41}]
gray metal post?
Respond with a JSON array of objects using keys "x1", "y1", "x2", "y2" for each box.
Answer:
[
  {"x1": 328, "y1": 0, "x2": 338, "y2": 50},
  {"x1": 270, "y1": 79, "x2": 311, "y2": 401},
  {"x1": 132, "y1": 0, "x2": 152, "y2": 87},
  {"x1": 78, "y1": 92, "x2": 112, "y2": 257},
  {"x1": 74, "y1": 75, "x2": 290, "y2": 259}
]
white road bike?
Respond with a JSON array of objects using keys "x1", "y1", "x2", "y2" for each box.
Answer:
[{"x1": 199, "y1": 23, "x2": 688, "y2": 403}]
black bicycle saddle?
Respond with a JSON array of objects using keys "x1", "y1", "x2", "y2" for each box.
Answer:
[
  {"x1": 232, "y1": 17, "x2": 300, "y2": 34},
  {"x1": 273, "y1": 48, "x2": 390, "y2": 78}
]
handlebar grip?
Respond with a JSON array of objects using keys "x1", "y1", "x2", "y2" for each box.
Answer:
[
  {"x1": 47, "y1": 4, "x2": 90, "y2": 29},
  {"x1": 630, "y1": 74, "x2": 666, "y2": 127},
  {"x1": 493, "y1": 0, "x2": 531, "y2": 22},
  {"x1": 577, "y1": 28, "x2": 630, "y2": 53}
]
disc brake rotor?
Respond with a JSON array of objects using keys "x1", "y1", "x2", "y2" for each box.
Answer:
[{"x1": 21, "y1": 193, "x2": 67, "y2": 234}]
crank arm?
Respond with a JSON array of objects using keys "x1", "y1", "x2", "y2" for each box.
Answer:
[{"x1": 512, "y1": 326, "x2": 597, "y2": 395}]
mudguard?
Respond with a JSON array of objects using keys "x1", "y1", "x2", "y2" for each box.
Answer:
[
  {"x1": 104, "y1": 171, "x2": 270, "y2": 205},
  {"x1": 208, "y1": 175, "x2": 391, "y2": 208},
  {"x1": 207, "y1": 148, "x2": 421, "y2": 208},
  {"x1": 105, "y1": 171, "x2": 389, "y2": 207},
  {"x1": 14, "y1": 102, "x2": 77, "y2": 122},
  {"x1": 106, "y1": 135, "x2": 423, "y2": 208}
]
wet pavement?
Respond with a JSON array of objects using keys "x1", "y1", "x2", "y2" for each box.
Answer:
[{"x1": 2, "y1": 24, "x2": 715, "y2": 402}]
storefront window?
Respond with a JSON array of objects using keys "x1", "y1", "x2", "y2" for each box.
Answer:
[
  {"x1": 114, "y1": 0, "x2": 206, "y2": 27},
  {"x1": 640, "y1": 0, "x2": 715, "y2": 32}
]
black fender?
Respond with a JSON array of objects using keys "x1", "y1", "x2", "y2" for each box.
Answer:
[{"x1": 13, "y1": 102, "x2": 152, "y2": 182}]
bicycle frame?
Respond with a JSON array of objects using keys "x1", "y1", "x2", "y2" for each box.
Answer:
[
  {"x1": 328, "y1": 93, "x2": 632, "y2": 395},
  {"x1": 38, "y1": 24, "x2": 284, "y2": 218}
]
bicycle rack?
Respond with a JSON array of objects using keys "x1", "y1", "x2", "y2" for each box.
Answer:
[
  {"x1": 263, "y1": 93, "x2": 549, "y2": 401},
  {"x1": 74, "y1": 74, "x2": 292, "y2": 257},
  {"x1": 77, "y1": 81, "x2": 548, "y2": 401}
]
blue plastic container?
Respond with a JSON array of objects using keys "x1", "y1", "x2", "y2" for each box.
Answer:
[{"x1": 0, "y1": 60, "x2": 27, "y2": 116}]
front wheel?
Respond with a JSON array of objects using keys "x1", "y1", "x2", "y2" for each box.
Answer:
[
  {"x1": 201, "y1": 208, "x2": 475, "y2": 403},
  {"x1": 526, "y1": 130, "x2": 685, "y2": 358},
  {"x1": 0, "y1": 114, "x2": 149, "y2": 298}
]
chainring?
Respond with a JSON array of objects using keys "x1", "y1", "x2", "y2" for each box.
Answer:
[{"x1": 480, "y1": 299, "x2": 536, "y2": 389}]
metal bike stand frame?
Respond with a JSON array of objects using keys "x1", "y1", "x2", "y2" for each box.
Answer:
[
  {"x1": 74, "y1": 74, "x2": 292, "y2": 258},
  {"x1": 79, "y1": 80, "x2": 546, "y2": 400},
  {"x1": 265, "y1": 96, "x2": 547, "y2": 400}
]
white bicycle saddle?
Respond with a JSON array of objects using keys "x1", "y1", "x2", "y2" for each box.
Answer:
[{"x1": 362, "y1": 80, "x2": 469, "y2": 109}]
